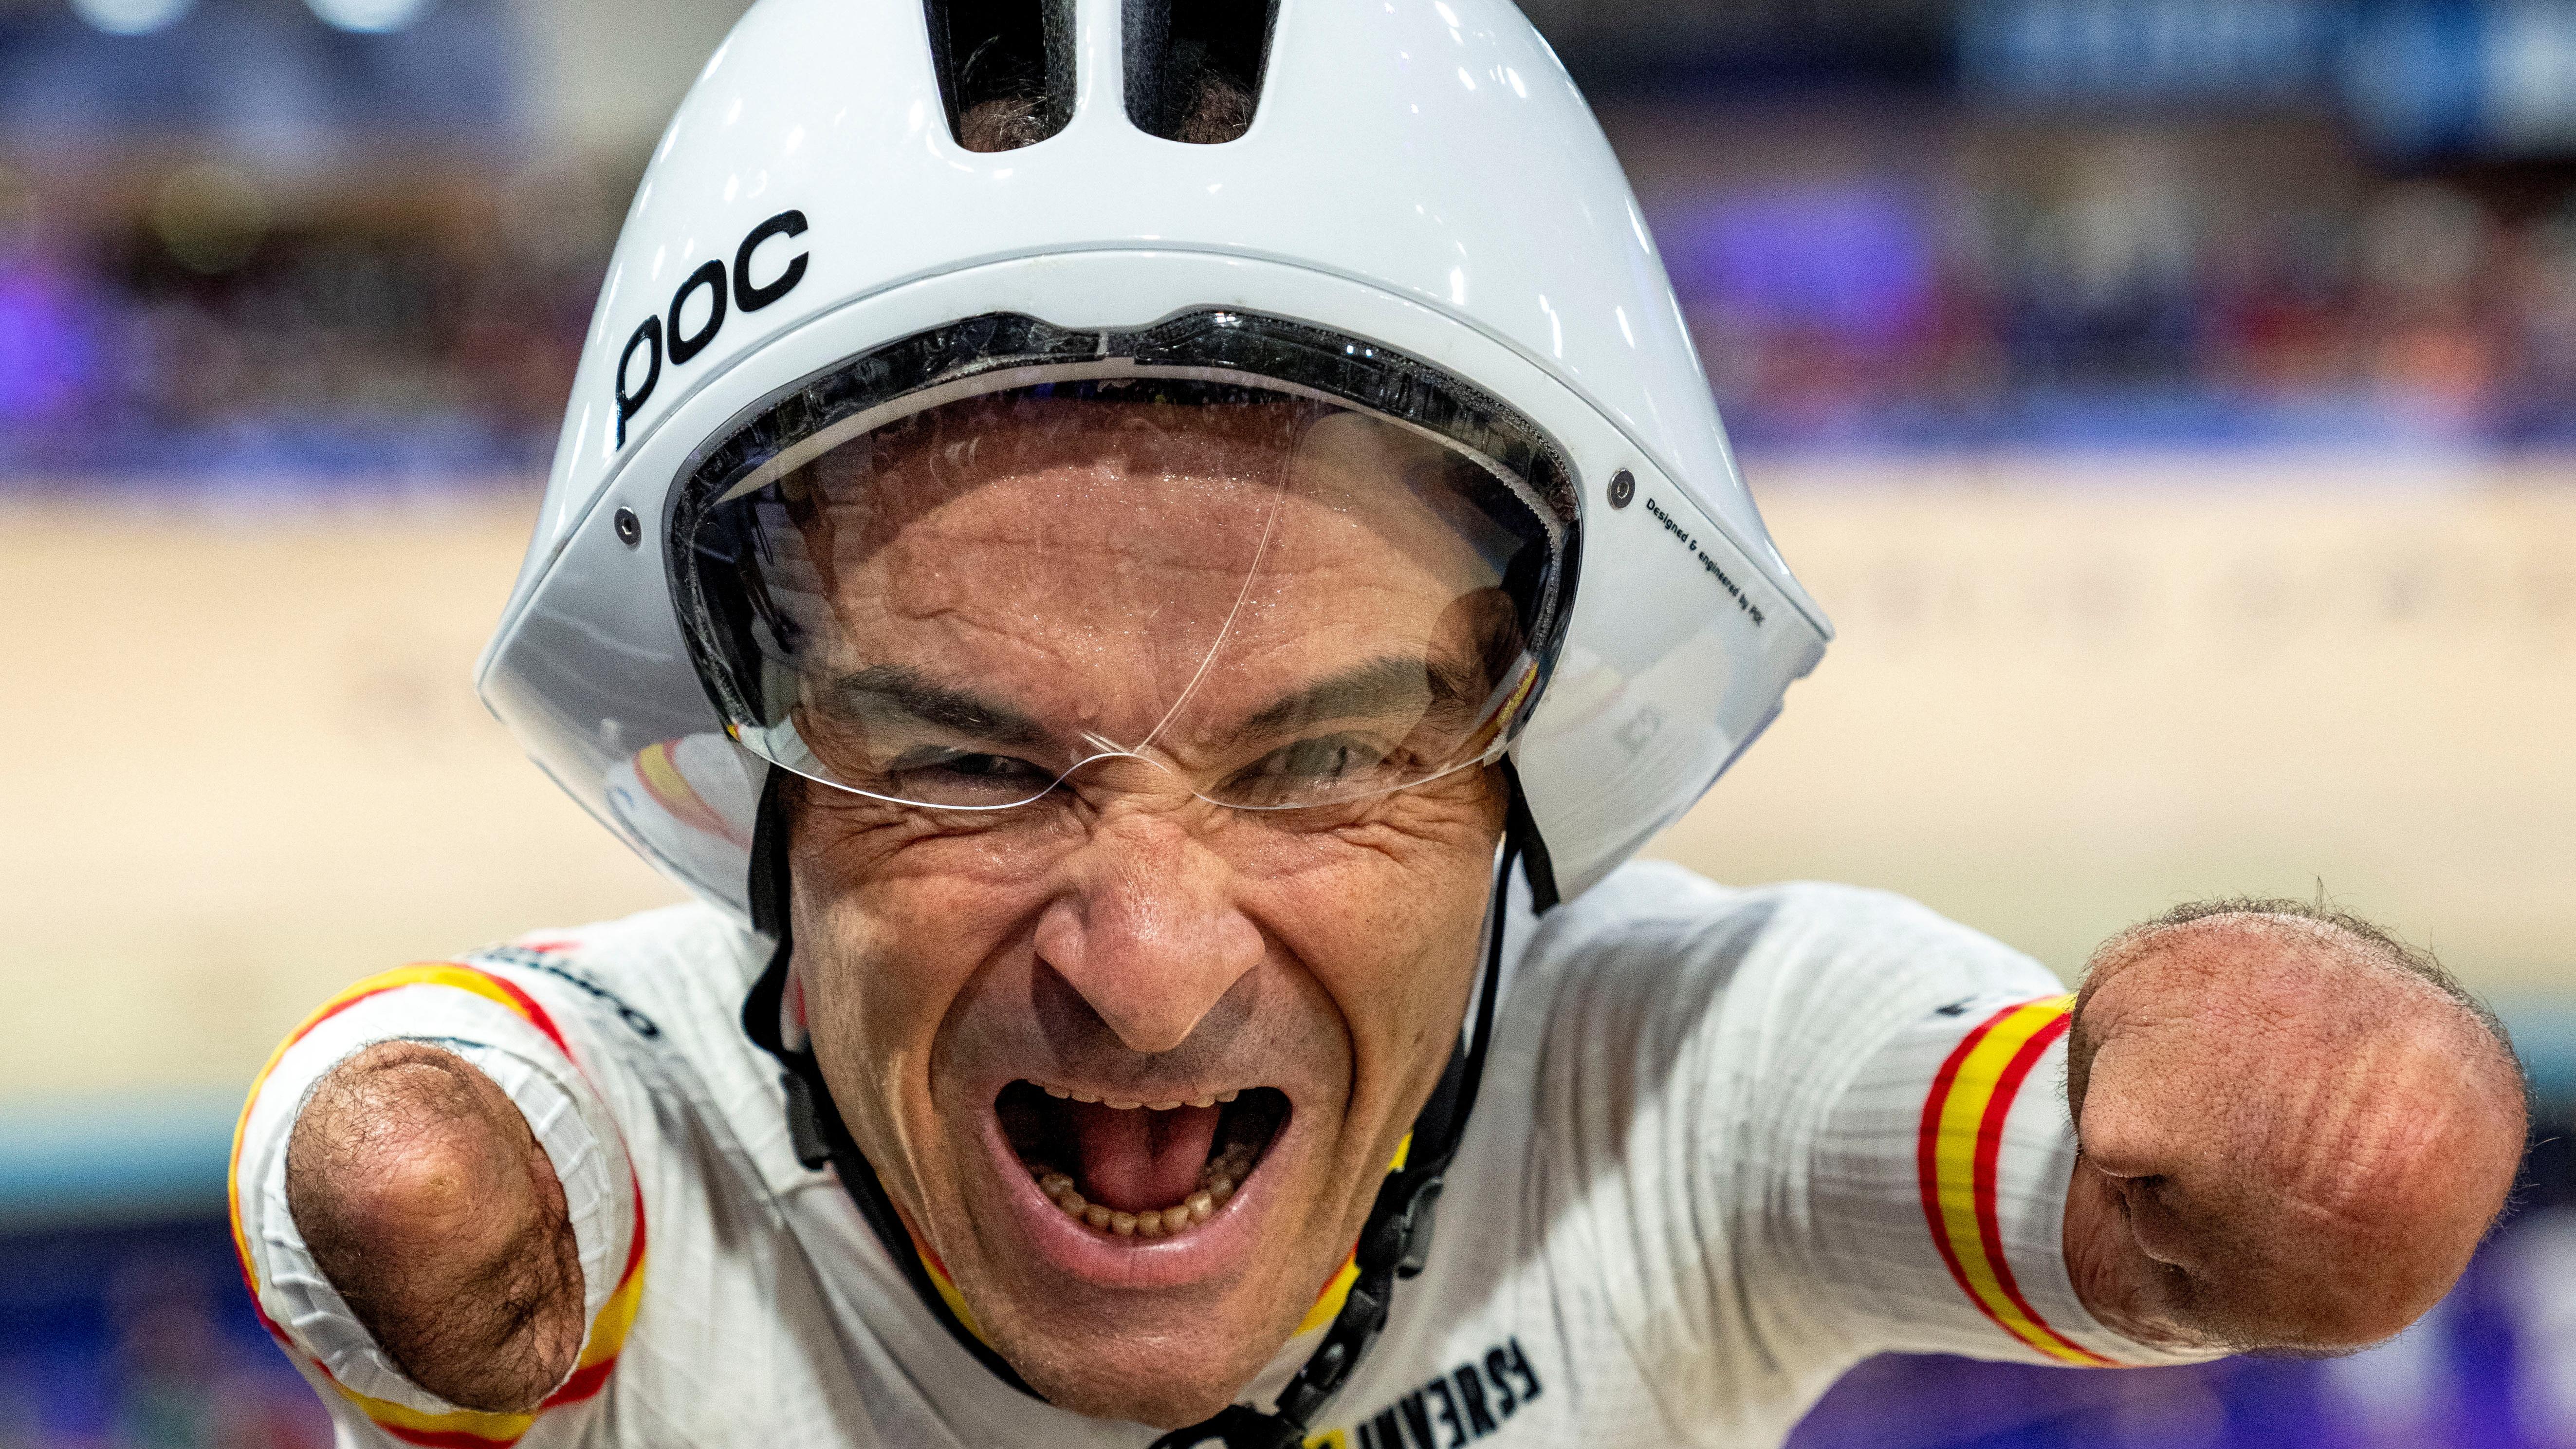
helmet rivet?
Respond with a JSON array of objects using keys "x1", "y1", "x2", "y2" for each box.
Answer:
[
  {"x1": 1607, "y1": 470, "x2": 1635, "y2": 509},
  {"x1": 614, "y1": 507, "x2": 643, "y2": 547}
]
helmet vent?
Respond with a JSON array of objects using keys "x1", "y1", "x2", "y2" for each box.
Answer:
[
  {"x1": 1123, "y1": 0, "x2": 1275, "y2": 144},
  {"x1": 928, "y1": 0, "x2": 1077, "y2": 152}
]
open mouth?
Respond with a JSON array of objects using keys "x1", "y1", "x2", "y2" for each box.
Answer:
[{"x1": 996, "y1": 1081, "x2": 1290, "y2": 1240}]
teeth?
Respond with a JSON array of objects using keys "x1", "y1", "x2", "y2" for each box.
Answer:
[
  {"x1": 1025, "y1": 1086, "x2": 1271, "y2": 1237},
  {"x1": 1206, "y1": 1143, "x2": 1256, "y2": 1181},
  {"x1": 1038, "y1": 1087, "x2": 1246, "y2": 1109},
  {"x1": 1031, "y1": 1160, "x2": 1248, "y2": 1236}
]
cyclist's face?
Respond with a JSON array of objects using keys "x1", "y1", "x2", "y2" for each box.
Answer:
[{"x1": 784, "y1": 407, "x2": 1510, "y2": 1429}]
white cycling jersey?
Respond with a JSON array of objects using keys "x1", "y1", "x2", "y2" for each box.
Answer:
[{"x1": 229, "y1": 862, "x2": 2209, "y2": 1449}]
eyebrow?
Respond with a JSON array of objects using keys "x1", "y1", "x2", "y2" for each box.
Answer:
[
  {"x1": 820, "y1": 664, "x2": 1049, "y2": 746},
  {"x1": 1234, "y1": 652, "x2": 1489, "y2": 742}
]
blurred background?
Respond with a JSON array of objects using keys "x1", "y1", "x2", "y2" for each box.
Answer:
[{"x1": 1, "y1": 0, "x2": 2570, "y2": 1444}]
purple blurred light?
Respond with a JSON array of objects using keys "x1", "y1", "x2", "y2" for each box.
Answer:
[
  {"x1": 0, "y1": 262, "x2": 97, "y2": 422},
  {"x1": 1655, "y1": 185, "x2": 1936, "y2": 346}
]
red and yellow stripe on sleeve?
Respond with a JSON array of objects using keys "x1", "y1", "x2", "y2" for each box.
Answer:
[
  {"x1": 229, "y1": 963, "x2": 647, "y2": 1448},
  {"x1": 1916, "y1": 994, "x2": 2122, "y2": 1368}
]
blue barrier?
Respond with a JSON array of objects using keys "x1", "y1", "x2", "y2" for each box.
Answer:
[{"x1": 0, "y1": 1093, "x2": 243, "y2": 1228}]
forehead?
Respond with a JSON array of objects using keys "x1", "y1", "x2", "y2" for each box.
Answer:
[
  {"x1": 772, "y1": 393, "x2": 1506, "y2": 732},
  {"x1": 793, "y1": 393, "x2": 1492, "y2": 579}
]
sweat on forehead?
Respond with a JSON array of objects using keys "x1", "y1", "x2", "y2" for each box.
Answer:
[
  {"x1": 761, "y1": 392, "x2": 1513, "y2": 742},
  {"x1": 778, "y1": 391, "x2": 1498, "y2": 578}
]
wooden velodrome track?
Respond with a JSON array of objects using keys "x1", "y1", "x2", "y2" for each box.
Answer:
[{"x1": 4, "y1": 455, "x2": 2571, "y2": 1104}]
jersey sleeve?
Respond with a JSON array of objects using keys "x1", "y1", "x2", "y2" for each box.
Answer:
[
  {"x1": 228, "y1": 960, "x2": 648, "y2": 1449},
  {"x1": 1751, "y1": 893, "x2": 2218, "y2": 1369},
  {"x1": 1524, "y1": 865, "x2": 2217, "y2": 1387},
  {"x1": 1801, "y1": 987, "x2": 2211, "y2": 1367}
]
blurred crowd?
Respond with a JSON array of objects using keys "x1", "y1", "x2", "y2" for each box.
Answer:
[
  {"x1": 3, "y1": 123, "x2": 2568, "y2": 480},
  {"x1": 1639, "y1": 117, "x2": 2576, "y2": 451},
  {"x1": 0, "y1": 156, "x2": 610, "y2": 479}
]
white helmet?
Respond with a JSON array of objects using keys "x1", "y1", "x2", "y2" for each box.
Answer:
[{"x1": 477, "y1": 0, "x2": 1831, "y2": 922}]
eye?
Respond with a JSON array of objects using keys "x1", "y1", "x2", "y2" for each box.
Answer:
[
  {"x1": 883, "y1": 747, "x2": 1058, "y2": 803},
  {"x1": 1220, "y1": 734, "x2": 1405, "y2": 807},
  {"x1": 1260, "y1": 735, "x2": 1383, "y2": 780}
]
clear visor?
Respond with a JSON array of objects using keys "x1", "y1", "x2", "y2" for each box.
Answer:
[{"x1": 675, "y1": 312, "x2": 1576, "y2": 813}]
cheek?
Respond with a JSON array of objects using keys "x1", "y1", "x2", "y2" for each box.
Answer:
[
  {"x1": 790, "y1": 809, "x2": 1071, "y2": 1087},
  {"x1": 1246, "y1": 819, "x2": 1499, "y2": 1094},
  {"x1": 1294, "y1": 879, "x2": 1476, "y2": 1031}
]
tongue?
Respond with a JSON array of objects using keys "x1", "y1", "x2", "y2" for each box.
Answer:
[{"x1": 1068, "y1": 1102, "x2": 1221, "y2": 1212}]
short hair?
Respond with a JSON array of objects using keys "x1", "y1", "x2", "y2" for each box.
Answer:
[
  {"x1": 959, "y1": 68, "x2": 1253, "y2": 151},
  {"x1": 2103, "y1": 895, "x2": 2524, "y2": 1101}
]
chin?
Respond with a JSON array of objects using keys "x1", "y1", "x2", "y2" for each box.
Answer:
[{"x1": 1007, "y1": 1334, "x2": 1276, "y2": 1430}]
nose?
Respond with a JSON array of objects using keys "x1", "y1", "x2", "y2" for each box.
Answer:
[{"x1": 1031, "y1": 806, "x2": 1265, "y2": 1056}]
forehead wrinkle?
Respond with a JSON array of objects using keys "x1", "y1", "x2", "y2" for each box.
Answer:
[
  {"x1": 811, "y1": 447, "x2": 1488, "y2": 623},
  {"x1": 822, "y1": 571, "x2": 1268, "y2": 747},
  {"x1": 782, "y1": 407, "x2": 1512, "y2": 766},
  {"x1": 846, "y1": 499, "x2": 1251, "y2": 629},
  {"x1": 866, "y1": 498, "x2": 1283, "y2": 614},
  {"x1": 854, "y1": 515, "x2": 1455, "y2": 693},
  {"x1": 797, "y1": 464, "x2": 1284, "y2": 603},
  {"x1": 1265, "y1": 500, "x2": 1493, "y2": 594},
  {"x1": 834, "y1": 603, "x2": 1196, "y2": 740},
  {"x1": 819, "y1": 664, "x2": 1049, "y2": 746},
  {"x1": 877, "y1": 562, "x2": 1248, "y2": 689}
]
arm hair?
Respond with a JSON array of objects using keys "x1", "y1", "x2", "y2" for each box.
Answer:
[{"x1": 284, "y1": 1040, "x2": 585, "y2": 1413}]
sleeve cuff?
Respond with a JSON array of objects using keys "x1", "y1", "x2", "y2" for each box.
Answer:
[
  {"x1": 233, "y1": 979, "x2": 637, "y2": 1417},
  {"x1": 1815, "y1": 993, "x2": 2222, "y2": 1368}
]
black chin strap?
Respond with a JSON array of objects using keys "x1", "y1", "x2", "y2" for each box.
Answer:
[
  {"x1": 740, "y1": 764, "x2": 1559, "y2": 1448},
  {"x1": 741, "y1": 768, "x2": 1044, "y2": 1395}
]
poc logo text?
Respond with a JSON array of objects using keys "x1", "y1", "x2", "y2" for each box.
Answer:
[{"x1": 614, "y1": 209, "x2": 810, "y2": 446}]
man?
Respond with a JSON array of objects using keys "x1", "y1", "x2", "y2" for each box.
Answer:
[{"x1": 229, "y1": 1, "x2": 2527, "y2": 1447}]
